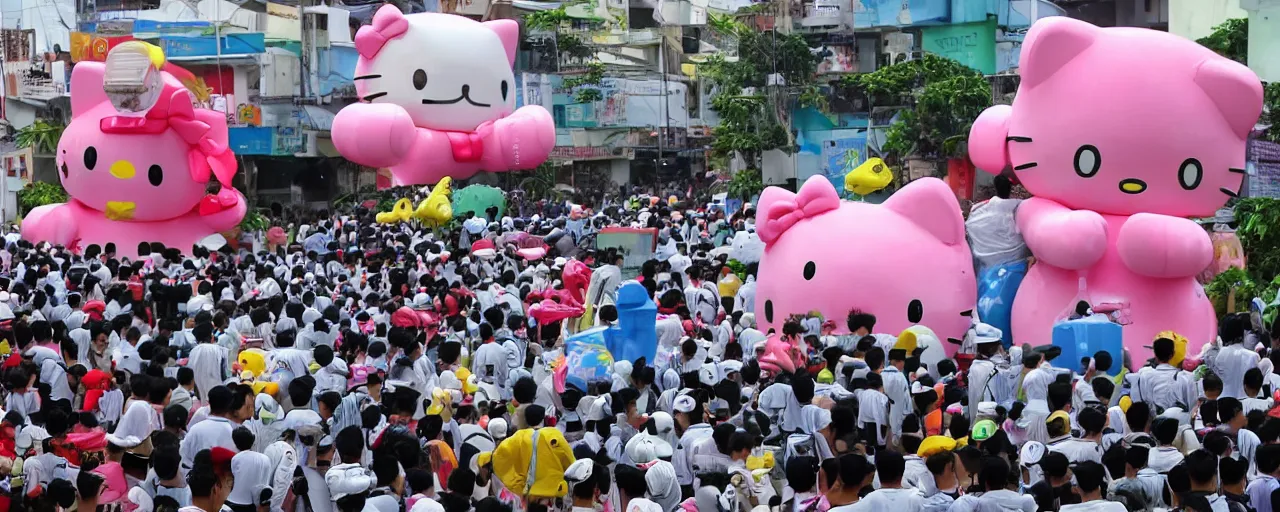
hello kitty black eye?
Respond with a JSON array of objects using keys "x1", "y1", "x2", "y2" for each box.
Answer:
[
  {"x1": 1075, "y1": 145, "x2": 1101, "y2": 178},
  {"x1": 413, "y1": 69, "x2": 427, "y2": 91},
  {"x1": 148, "y1": 165, "x2": 163, "y2": 186},
  {"x1": 1178, "y1": 158, "x2": 1202, "y2": 190},
  {"x1": 803, "y1": 261, "x2": 815, "y2": 280},
  {"x1": 84, "y1": 146, "x2": 98, "y2": 170},
  {"x1": 907, "y1": 299, "x2": 923, "y2": 323},
  {"x1": 501, "y1": 80, "x2": 509, "y2": 101}
]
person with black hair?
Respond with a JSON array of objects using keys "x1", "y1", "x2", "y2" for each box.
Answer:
[
  {"x1": 179, "y1": 384, "x2": 239, "y2": 473},
  {"x1": 855, "y1": 371, "x2": 889, "y2": 452},
  {"x1": 1050, "y1": 406, "x2": 1105, "y2": 464},
  {"x1": 1131, "y1": 336, "x2": 1200, "y2": 413},
  {"x1": 1061, "y1": 460, "x2": 1125, "y2": 511},
  {"x1": 849, "y1": 449, "x2": 923, "y2": 510},
  {"x1": 187, "y1": 447, "x2": 236, "y2": 512}
]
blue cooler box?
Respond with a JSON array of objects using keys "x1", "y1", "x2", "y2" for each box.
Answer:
[{"x1": 1051, "y1": 317, "x2": 1124, "y2": 372}]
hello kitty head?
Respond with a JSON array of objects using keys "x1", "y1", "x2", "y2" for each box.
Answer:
[
  {"x1": 353, "y1": 5, "x2": 518, "y2": 132},
  {"x1": 969, "y1": 17, "x2": 1263, "y2": 218},
  {"x1": 57, "y1": 61, "x2": 236, "y2": 222}
]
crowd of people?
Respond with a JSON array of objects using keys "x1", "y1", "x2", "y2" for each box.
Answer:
[{"x1": 0, "y1": 184, "x2": 1277, "y2": 512}]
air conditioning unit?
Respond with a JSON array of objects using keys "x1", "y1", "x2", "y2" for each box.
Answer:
[{"x1": 260, "y1": 48, "x2": 300, "y2": 98}]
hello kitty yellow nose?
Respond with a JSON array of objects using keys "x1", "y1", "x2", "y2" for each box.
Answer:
[{"x1": 109, "y1": 160, "x2": 136, "y2": 180}]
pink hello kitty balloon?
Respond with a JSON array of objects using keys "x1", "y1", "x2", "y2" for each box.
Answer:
[
  {"x1": 21, "y1": 61, "x2": 246, "y2": 258},
  {"x1": 968, "y1": 17, "x2": 1263, "y2": 362},
  {"x1": 754, "y1": 175, "x2": 976, "y2": 348},
  {"x1": 332, "y1": 5, "x2": 556, "y2": 186}
]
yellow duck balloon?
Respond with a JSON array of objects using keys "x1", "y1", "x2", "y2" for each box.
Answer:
[
  {"x1": 415, "y1": 177, "x2": 454, "y2": 225},
  {"x1": 844, "y1": 157, "x2": 894, "y2": 196},
  {"x1": 376, "y1": 198, "x2": 415, "y2": 224}
]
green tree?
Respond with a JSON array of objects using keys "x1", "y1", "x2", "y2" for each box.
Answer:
[
  {"x1": 1197, "y1": 18, "x2": 1248, "y2": 65},
  {"x1": 16, "y1": 181, "x2": 68, "y2": 214},
  {"x1": 843, "y1": 54, "x2": 992, "y2": 161},
  {"x1": 701, "y1": 14, "x2": 821, "y2": 171}
]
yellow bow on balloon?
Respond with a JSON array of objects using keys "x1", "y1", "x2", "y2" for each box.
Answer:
[
  {"x1": 415, "y1": 177, "x2": 453, "y2": 225},
  {"x1": 376, "y1": 198, "x2": 415, "y2": 224}
]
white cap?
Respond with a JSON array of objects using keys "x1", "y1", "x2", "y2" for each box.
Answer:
[
  {"x1": 1020, "y1": 441, "x2": 1046, "y2": 466},
  {"x1": 564, "y1": 458, "x2": 595, "y2": 483},
  {"x1": 673, "y1": 395, "x2": 697, "y2": 414},
  {"x1": 973, "y1": 322, "x2": 1003, "y2": 345},
  {"x1": 487, "y1": 418, "x2": 509, "y2": 440}
]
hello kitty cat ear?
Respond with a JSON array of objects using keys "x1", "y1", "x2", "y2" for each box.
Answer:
[
  {"x1": 71, "y1": 62, "x2": 110, "y2": 119},
  {"x1": 882, "y1": 177, "x2": 965, "y2": 246},
  {"x1": 483, "y1": 19, "x2": 519, "y2": 67},
  {"x1": 1195, "y1": 59, "x2": 1263, "y2": 138},
  {"x1": 1019, "y1": 17, "x2": 1097, "y2": 88}
]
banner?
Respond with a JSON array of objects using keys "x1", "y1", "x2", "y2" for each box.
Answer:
[{"x1": 564, "y1": 327, "x2": 617, "y2": 383}]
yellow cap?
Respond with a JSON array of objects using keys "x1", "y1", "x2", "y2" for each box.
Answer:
[
  {"x1": 1047, "y1": 410, "x2": 1071, "y2": 425},
  {"x1": 427, "y1": 388, "x2": 450, "y2": 415},
  {"x1": 1119, "y1": 395, "x2": 1133, "y2": 413},
  {"x1": 918, "y1": 435, "x2": 958, "y2": 457},
  {"x1": 0, "y1": 340, "x2": 11, "y2": 356}
]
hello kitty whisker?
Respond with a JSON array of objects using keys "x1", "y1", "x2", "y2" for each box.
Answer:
[
  {"x1": 362, "y1": 92, "x2": 388, "y2": 102},
  {"x1": 960, "y1": 309, "x2": 973, "y2": 317},
  {"x1": 1229, "y1": 168, "x2": 1246, "y2": 174},
  {"x1": 1007, "y1": 136, "x2": 1033, "y2": 143},
  {"x1": 1013, "y1": 162, "x2": 1038, "y2": 170},
  {"x1": 1221, "y1": 187, "x2": 1240, "y2": 198},
  {"x1": 354, "y1": 74, "x2": 382, "y2": 80}
]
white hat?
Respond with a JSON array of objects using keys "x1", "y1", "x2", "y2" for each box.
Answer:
[
  {"x1": 625, "y1": 433, "x2": 672, "y2": 464},
  {"x1": 1020, "y1": 441, "x2": 1046, "y2": 467},
  {"x1": 487, "y1": 418, "x2": 509, "y2": 440},
  {"x1": 673, "y1": 395, "x2": 696, "y2": 414},
  {"x1": 973, "y1": 323, "x2": 1003, "y2": 345},
  {"x1": 564, "y1": 459, "x2": 595, "y2": 483}
]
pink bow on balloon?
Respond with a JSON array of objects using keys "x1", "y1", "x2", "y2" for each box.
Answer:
[
  {"x1": 756, "y1": 175, "x2": 840, "y2": 244},
  {"x1": 355, "y1": 4, "x2": 409, "y2": 59},
  {"x1": 99, "y1": 88, "x2": 237, "y2": 188}
]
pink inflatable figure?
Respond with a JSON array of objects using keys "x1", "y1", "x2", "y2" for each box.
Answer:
[
  {"x1": 968, "y1": 17, "x2": 1262, "y2": 363},
  {"x1": 757, "y1": 334, "x2": 805, "y2": 375},
  {"x1": 754, "y1": 175, "x2": 976, "y2": 350},
  {"x1": 333, "y1": 5, "x2": 556, "y2": 186},
  {"x1": 21, "y1": 62, "x2": 246, "y2": 258}
]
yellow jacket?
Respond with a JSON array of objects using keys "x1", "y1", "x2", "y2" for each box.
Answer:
[{"x1": 492, "y1": 427, "x2": 576, "y2": 499}]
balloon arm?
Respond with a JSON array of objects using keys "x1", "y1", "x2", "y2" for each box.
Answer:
[
  {"x1": 1017, "y1": 196, "x2": 1108, "y2": 270},
  {"x1": 21, "y1": 202, "x2": 78, "y2": 247},
  {"x1": 200, "y1": 190, "x2": 249, "y2": 232},
  {"x1": 1116, "y1": 212, "x2": 1214, "y2": 279},
  {"x1": 331, "y1": 102, "x2": 417, "y2": 168}
]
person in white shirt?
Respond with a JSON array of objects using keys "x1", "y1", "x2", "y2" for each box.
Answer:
[
  {"x1": 1133, "y1": 336, "x2": 1200, "y2": 412},
  {"x1": 1216, "y1": 313, "x2": 1262, "y2": 399},
  {"x1": 1062, "y1": 461, "x2": 1127, "y2": 511},
  {"x1": 1148, "y1": 417, "x2": 1186, "y2": 474},
  {"x1": 1242, "y1": 367, "x2": 1275, "y2": 414},
  {"x1": 1050, "y1": 406, "x2": 1105, "y2": 464},
  {"x1": 179, "y1": 385, "x2": 240, "y2": 475},
  {"x1": 855, "y1": 372, "x2": 889, "y2": 451},
  {"x1": 839, "y1": 450, "x2": 922, "y2": 511}
]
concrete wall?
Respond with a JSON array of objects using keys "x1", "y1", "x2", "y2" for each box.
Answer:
[
  {"x1": 1170, "y1": 0, "x2": 1247, "y2": 41},
  {"x1": 1247, "y1": 2, "x2": 1280, "y2": 81}
]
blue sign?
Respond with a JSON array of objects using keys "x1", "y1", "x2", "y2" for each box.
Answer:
[
  {"x1": 823, "y1": 132, "x2": 868, "y2": 193},
  {"x1": 229, "y1": 127, "x2": 274, "y2": 155},
  {"x1": 160, "y1": 33, "x2": 266, "y2": 58}
]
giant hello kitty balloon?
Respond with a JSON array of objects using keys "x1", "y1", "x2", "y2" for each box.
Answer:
[
  {"x1": 332, "y1": 5, "x2": 556, "y2": 186},
  {"x1": 754, "y1": 175, "x2": 977, "y2": 347},
  {"x1": 968, "y1": 17, "x2": 1263, "y2": 362},
  {"x1": 21, "y1": 56, "x2": 245, "y2": 258}
]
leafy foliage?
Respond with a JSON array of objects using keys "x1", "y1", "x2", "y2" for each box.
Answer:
[
  {"x1": 726, "y1": 167, "x2": 763, "y2": 200},
  {"x1": 1197, "y1": 18, "x2": 1248, "y2": 65},
  {"x1": 1206, "y1": 198, "x2": 1280, "y2": 315},
  {"x1": 700, "y1": 14, "x2": 820, "y2": 174},
  {"x1": 16, "y1": 181, "x2": 68, "y2": 213},
  {"x1": 239, "y1": 209, "x2": 270, "y2": 232},
  {"x1": 564, "y1": 61, "x2": 606, "y2": 104},
  {"x1": 14, "y1": 120, "x2": 64, "y2": 155},
  {"x1": 526, "y1": 6, "x2": 571, "y2": 31},
  {"x1": 1263, "y1": 82, "x2": 1280, "y2": 144},
  {"x1": 843, "y1": 54, "x2": 991, "y2": 160}
]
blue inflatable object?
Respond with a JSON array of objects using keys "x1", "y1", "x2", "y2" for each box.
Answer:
[
  {"x1": 976, "y1": 261, "x2": 1027, "y2": 348},
  {"x1": 1051, "y1": 316, "x2": 1124, "y2": 373},
  {"x1": 565, "y1": 327, "x2": 618, "y2": 383},
  {"x1": 613, "y1": 281, "x2": 658, "y2": 364}
]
